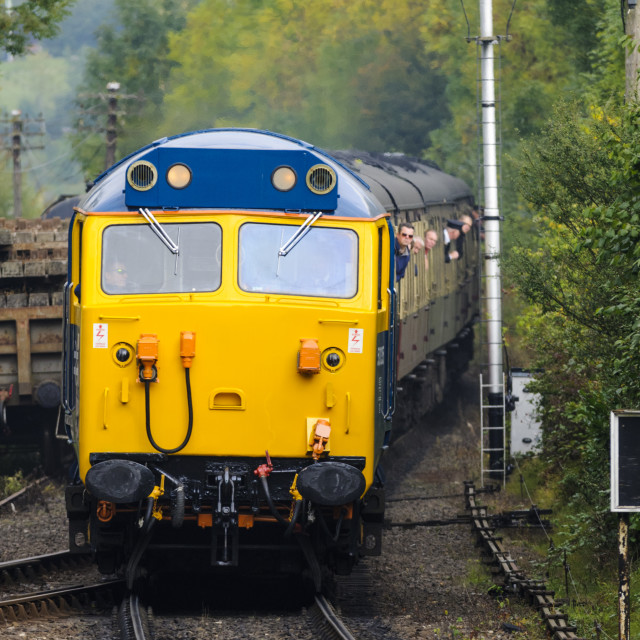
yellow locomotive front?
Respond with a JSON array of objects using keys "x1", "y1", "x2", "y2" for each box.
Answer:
[{"x1": 64, "y1": 130, "x2": 394, "y2": 580}]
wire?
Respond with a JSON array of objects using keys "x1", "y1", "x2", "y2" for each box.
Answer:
[
  {"x1": 460, "y1": 0, "x2": 471, "y2": 41},
  {"x1": 505, "y1": 0, "x2": 518, "y2": 40},
  {"x1": 511, "y1": 457, "x2": 551, "y2": 542},
  {"x1": 12, "y1": 132, "x2": 97, "y2": 173}
]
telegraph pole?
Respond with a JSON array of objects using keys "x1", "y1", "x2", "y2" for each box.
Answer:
[
  {"x1": 78, "y1": 81, "x2": 135, "y2": 171},
  {"x1": 0, "y1": 111, "x2": 45, "y2": 218},
  {"x1": 478, "y1": 0, "x2": 504, "y2": 476},
  {"x1": 11, "y1": 110, "x2": 21, "y2": 218}
]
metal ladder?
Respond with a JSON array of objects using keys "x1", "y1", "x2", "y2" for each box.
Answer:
[{"x1": 479, "y1": 373, "x2": 506, "y2": 487}]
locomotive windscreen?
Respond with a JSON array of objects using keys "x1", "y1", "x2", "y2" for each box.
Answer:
[
  {"x1": 101, "y1": 222, "x2": 222, "y2": 294},
  {"x1": 238, "y1": 223, "x2": 358, "y2": 298}
]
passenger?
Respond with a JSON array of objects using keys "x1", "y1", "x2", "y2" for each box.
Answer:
[
  {"x1": 104, "y1": 260, "x2": 129, "y2": 292},
  {"x1": 394, "y1": 222, "x2": 414, "y2": 281},
  {"x1": 424, "y1": 229, "x2": 438, "y2": 270},
  {"x1": 443, "y1": 220, "x2": 462, "y2": 263},
  {"x1": 456, "y1": 214, "x2": 473, "y2": 259},
  {"x1": 459, "y1": 214, "x2": 473, "y2": 235},
  {"x1": 410, "y1": 236, "x2": 424, "y2": 276},
  {"x1": 471, "y1": 204, "x2": 485, "y2": 240}
]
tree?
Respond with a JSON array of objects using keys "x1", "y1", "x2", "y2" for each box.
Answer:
[
  {"x1": 0, "y1": 0, "x2": 74, "y2": 56},
  {"x1": 73, "y1": 0, "x2": 199, "y2": 179},
  {"x1": 422, "y1": 1, "x2": 621, "y2": 198},
  {"x1": 505, "y1": 99, "x2": 640, "y2": 554},
  {"x1": 162, "y1": 0, "x2": 449, "y2": 154},
  {"x1": 41, "y1": 0, "x2": 115, "y2": 57}
]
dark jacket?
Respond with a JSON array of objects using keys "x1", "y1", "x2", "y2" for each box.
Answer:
[{"x1": 395, "y1": 239, "x2": 411, "y2": 281}]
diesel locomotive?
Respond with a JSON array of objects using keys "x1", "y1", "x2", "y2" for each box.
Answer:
[{"x1": 63, "y1": 129, "x2": 477, "y2": 585}]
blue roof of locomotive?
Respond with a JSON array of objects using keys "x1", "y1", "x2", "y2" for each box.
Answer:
[
  {"x1": 80, "y1": 128, "x2": 387, "y2": 218},
  {"x1": 79, "y1": 128, "x2": 472, "y2": 217}
]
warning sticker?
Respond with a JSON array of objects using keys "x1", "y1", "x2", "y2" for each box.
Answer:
[
  {"x1": 348, "y1": 328, "x2": 364, "y2": 354},
  {"x1": 93, "y1": 323, "x2": 108, "y2": 349}
]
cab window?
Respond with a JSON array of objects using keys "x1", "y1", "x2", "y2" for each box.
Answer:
[
  {"x1": 239, "y1": 223, "x2": 358, "y2": 298},
  {"x1": 101, "y1": 223, "x2": 222, "y2": 294}
]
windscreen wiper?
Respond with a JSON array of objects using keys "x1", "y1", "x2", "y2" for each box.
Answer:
[
  {"x1": 278, "y1": 211, "x2": 323, "y2": 257},
  {"x1": 139, "y1": 207, "x2": 179, "y2": 255}
]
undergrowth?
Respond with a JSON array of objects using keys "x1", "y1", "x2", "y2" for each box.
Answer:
[
  {"x1": 0, "y1": 469, "x2": 26, "y2": 499},
  {"x1": 498, "y1": 456, "x2": 636, "y2": 639}
]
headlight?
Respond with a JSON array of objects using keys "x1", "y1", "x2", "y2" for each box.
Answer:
[
  {"x1": 166, "y1": 163, "x2": 192, "y2": 189},
  {"x1": 271, "y1": 166, "x2": 297, "y2": 192}
]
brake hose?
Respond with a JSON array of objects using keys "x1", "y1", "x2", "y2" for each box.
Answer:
[
  {"x1": 145, "y1": 368, "x2": 193, "y2": 454},
  {"x1": 258, "y1": 474, "x2": 303, "y2": 535}
]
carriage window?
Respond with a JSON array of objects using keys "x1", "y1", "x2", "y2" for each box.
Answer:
[
  {"x1": 102, "y1": 223, "x2": 221, "y2": 294},
  {"x1": 239, "y1": 223, "x2": 358, "y2": 298}
]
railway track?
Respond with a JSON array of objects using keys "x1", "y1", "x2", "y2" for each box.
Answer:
[
  {"x1": 0, "y1": 550, "x2": 90, "y2": 586},
  {"x1": 0, "y1": 578, "x2": 123, "y2": 625},
  {"x1": 0, "y1": 550, "x2": 361, "y2": 639},
  {"x1": 310, "y1": 593, "x2": 359, "y2": 640},
  {"x1": 115, "y1": 591, "x2": 359, "y2": 640},
  {"x1": 0, "y1": 549, "x2": 121, "y2": 630},
  {"x1": 465, "y1": 482, "x2": 586, "y2": 640}
]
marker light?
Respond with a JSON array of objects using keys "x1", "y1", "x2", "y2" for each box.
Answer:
[
  {"x1": 167, "y1": 163, "x2": 192, "y2": 189},
  {"x1": 271, "y1": 166, "x2": 297, "y2": 192}
]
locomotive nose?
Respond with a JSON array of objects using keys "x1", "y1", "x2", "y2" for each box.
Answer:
[{"x1": 85, "y1": 459, "x2": 155, "y2": 504}]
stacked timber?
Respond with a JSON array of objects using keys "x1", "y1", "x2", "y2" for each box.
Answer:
[{"x1": 0, "y1": 217, "x2": 69, "y2": 308}]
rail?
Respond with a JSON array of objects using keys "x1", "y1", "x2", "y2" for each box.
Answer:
[
  {"x1": 465, "y1": 482, "x2": 586, "y2": 640},
  {"x1": 310, "y1": 594, "x2": 358, "y2": 640},
  {"x1": 0, "y1": 579, "x2": 123, "y2": 625}
]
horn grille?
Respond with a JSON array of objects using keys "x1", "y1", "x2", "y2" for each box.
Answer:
[
  {"x1": 306, "y1": 164, "x2": 336, "y2": 195},
  {"x1": 127, "y1": 161, "x2": 158, "y2": 191}
]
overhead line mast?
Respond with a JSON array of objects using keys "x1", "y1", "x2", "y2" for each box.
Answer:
[
  {"x1": 476, "y1": 0, "x2": 506, "y2": 480},
  {"x1": 479, "y1": 1, "x2": 502, "y2": 399}
]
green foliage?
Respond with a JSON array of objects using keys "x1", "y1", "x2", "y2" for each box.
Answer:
[
  {"x1": 41, "y1": 0, "x2": 115, "y2": 56},
  {"x1": 0, "y1": 48, "x2": 84, "y2": 215},
  {"x1": 69, "y1": 0, "x2": 624, "y2": 196},
  {"x1": 0, "y1": 50, "x2": 79, "y2": 123},
  {"x1": 162, "y1": 0, "x2": 449, "y2": 154},
  {"x1": 424, "y1": 0, "x2": 619, "y2": 227},
  {"x1": 0, "y1": 470, "x2": 25, "y2": 499},
  {"x1": 505, "y1": 98, "x2": 640, "y2": 563},
  {"x1": 0, "y1": 0, "x2": 74, "y2": 56}
]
